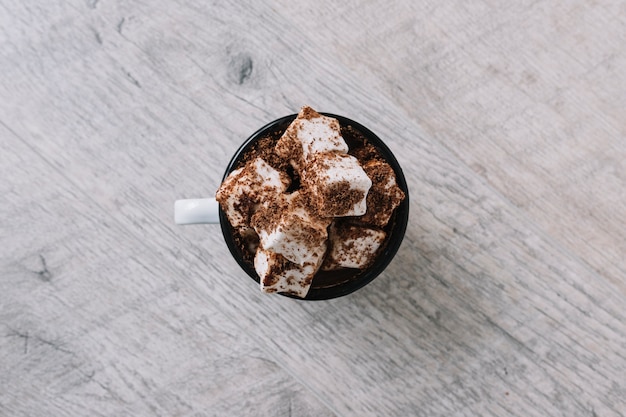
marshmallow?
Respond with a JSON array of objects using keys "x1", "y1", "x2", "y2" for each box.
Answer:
[
  {"x1": 215, "y1": 157, "x2": 290, "y2": 227},
  {"x1": 252, "y1": 191, "x2": 330, "y2": 266},
  {"x1": 254, "y1": 248, "x2": 323, "y2": 297},
  {"x1": 359, "y1": 159, "x2": 406, "y2": 227},
  {"x1": 276, "y1": 106, "x2": 349, "y2": 171},
  {"x1": 323, "y1": 222, "x2": 386, "y2": 270},
  {"x1": 303, "y1": 152, "x2": 372, "y2": 217}
]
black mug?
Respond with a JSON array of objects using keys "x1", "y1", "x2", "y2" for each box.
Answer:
[{"x1": 175, "y1": 113, "x2": 409, "y2": 300}]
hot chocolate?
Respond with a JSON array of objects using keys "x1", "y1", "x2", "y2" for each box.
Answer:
[{"x1": 216, "y1": 106, "x2": 406, "y2": 298}]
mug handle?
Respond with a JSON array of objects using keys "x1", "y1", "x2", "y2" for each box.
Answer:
[{"x1": 174, "y1": 198, "x2": 220, "y2": 225}]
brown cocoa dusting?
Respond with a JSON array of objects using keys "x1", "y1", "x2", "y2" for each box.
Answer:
[
  {"x1": 359, "y1": 161, "x2": 406, "y2": 228},
  {"x1": 282, "y1": 213, "x2": 326, "y2": 246},
  {"x1": 251, "y1": 195, "x2": 287, "y2": 233},
  {"x1": 232, "y1": 194, "x2": 258, "y2": 225},
  {"x1": 264, "y1": 253, "x2": 290, "y2": 285},
  {"x1": 232, "y1": 227, "x2": 259, "y2": 267},
  {"x1": 293, "y1": 188, "x2": 319, "y2": 218},
  {"x1": 238, "y1": 135, "x2": 290, "y2": 173},
  {"x1": 225, "y1": 113, "x2": 404, "y2": 291},
  {"x1": 322, "y1": 220, "x2": 386, "y2": 271},
  {"x1": 299, "y1": 106, "x2": 322, "y2": 120},
  {"x1": 276, "y1": 121, "x2": 305, "y2": 170},
  {"x1": 343, "y1": 125, "x2": 381, "y2": 163},
  {"x1": 320, "y1": 181, "x2": 364, "y2": 217}
]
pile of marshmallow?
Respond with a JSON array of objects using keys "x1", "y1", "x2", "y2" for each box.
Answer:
[{"x1": 216, "y1": 106, "x2": 404, "y2": 297}]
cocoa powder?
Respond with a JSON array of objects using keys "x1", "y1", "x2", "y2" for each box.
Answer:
[
  {"x1": 320, "y1": 180, "x2": 365, "y2": 217},
  {"x1": 227, "y1": 116, "x2": 403, "y2": 289}
]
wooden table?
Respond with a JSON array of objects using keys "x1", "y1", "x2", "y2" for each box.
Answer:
[{"x1": 2, "y1": 1, "x2": 625, "y2": 416}]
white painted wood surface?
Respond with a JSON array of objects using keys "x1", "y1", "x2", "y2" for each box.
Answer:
[{"x1": 1, "y1": 1, "x2": 625, "y2": 416}]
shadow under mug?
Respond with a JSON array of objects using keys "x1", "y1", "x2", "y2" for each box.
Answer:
[{"x1": 176, "y1": 113, "x2": 409, "y2": 300}]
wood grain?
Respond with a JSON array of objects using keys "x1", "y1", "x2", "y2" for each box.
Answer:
[
  {"x1": 277, "y1": 0, "x2": 626, "y2": 289},
  {"x1": 1, "y1": 1, "x2": 625, "y2": 416}
]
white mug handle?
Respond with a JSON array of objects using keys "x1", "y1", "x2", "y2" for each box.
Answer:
[{"x1": 174, "y1": 198, "x2": 220, "y2": 225}]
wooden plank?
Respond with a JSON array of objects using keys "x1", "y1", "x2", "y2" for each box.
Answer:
[
  {"x1": 0, "y1": 125, "x2": 337, "y2": 416},
  {"x1": 1, "y1": 1, "x2": 625, "y2": 416}
]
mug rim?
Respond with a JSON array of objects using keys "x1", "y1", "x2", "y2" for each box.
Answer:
[{"x1": 219, "y1": 113, "x2": 409, "y2": 300}]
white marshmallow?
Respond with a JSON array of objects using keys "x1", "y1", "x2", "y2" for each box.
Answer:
[
  {"x1": 276, "y1": 106, "x2": 348, "y2": 170},
  {"x1": 323, "y1": 223, "x2": 386, "y2": 270},
  {"x1": 253, "y1": 191, "x2": 330, "y2": 266},
  {"x1": 304, "y1": 153, "x2": 372, "y2": 217},
  {"x1": 215, "y1": 158, "x2": 290, "y2": 227},
  {"x1": 254, "y1": 248, "x2": 323, "y2": 297},
  {"x1": 360, "y1": 159, "x2": 406, "y2": 227},
  {"x1": 295, "y1": 116, "x2": 348, "y2": 160}
]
